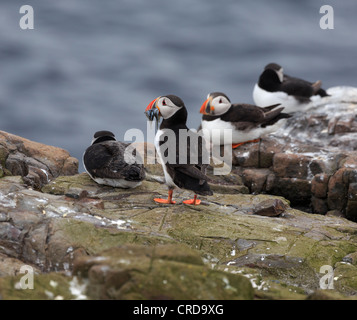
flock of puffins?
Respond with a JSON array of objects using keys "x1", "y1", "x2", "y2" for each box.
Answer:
[{"x1": 83, "y1": 62, "x2": 330, "y2": 205}]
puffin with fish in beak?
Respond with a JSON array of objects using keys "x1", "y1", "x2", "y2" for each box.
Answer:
[{"x1": 145, "y1": 95, "x2": 213, "y2": 205}]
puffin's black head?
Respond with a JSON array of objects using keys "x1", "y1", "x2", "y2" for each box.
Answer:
[
  {"x1": 263, "y1": 62, "x2": 284, "y2": 83},
  {"x1": 91, "y1": 130, "x2": 116, "y2": 145},
  {"x1": 264, "y1": 63, "x2": 282, "y2": 71},
  {"x1": 200, "y1": 92, "x2": 232, "y2": 116},
  {"x1": 145, "y1": 95, "x2": 187, "y2": 122},
  {"x1": 258, "y1": 68, "x2": 283, "y2": 91}
]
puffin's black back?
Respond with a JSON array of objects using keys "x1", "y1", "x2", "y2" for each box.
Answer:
[
  {"x1": 260, "y1": 68, "x2": 329, "y2": 98},
  {"x1": 284, "y1": 74, "x2": 329, "y2": 97},
  {"x1": 84, "y1": 136, "x2": 145, "y2": 182}
]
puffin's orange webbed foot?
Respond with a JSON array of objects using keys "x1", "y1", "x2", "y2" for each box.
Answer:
[
  {"x1": 232, "y1": 138, "x2": 261, "y2": 149},
  {"x1": 154, "y1": 190, "x2": 176, "y2": 204},
  {"x1": 183, "y1": 195, "x2": 201, "y2": 205},
  {"x1": 154, "y1": 198, "x2": 176, "y2": 204},
  {"x1": 232, "y1": 142, "x2": 245, "y2": 149}
]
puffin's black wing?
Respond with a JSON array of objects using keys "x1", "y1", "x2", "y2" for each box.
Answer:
[
  {"x1": 280, "y1": 79, "x2": 315, "y2": 98},
  {"x1": 163, "y1": 129, "x2": 212, "y2": 195},
  {"x1": 261, "y1": 104, "x2": 282, "y2": 112},
  {"x1": 284, "y1": 74, "x2": 329, "y2": 97},
  {"x1": 219, "y1": 103, "x2": 290, "y2": 130},
  {"x1": 84, "y1": 142, "x2": 145, "y2": 181},
  {"x1": 171, "y1": 164, "x2": 212, "y2": 196},
  {"x1": 174, "y1": 165, "x2": 208, "y2": 182},
  {"x1": 222, "y1": 104, "x2": 285, "y2": 123},
  {"x1": 221, "y1": 104, "x2": 266, "y2": 123}
]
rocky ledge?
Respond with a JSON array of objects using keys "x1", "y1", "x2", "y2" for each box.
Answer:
[
  {"x1": 231, "y1": 86, "x2": 357, "y2": 221},
  {"x1": 0, "y1": 86, "x2": 357, "y2": 300},
  {"x1": 0, "y1": 130, "x2": 78, "y2": 189},
  {"x1": 0, "y1": 171, "x2": 356, "y2": 300}
]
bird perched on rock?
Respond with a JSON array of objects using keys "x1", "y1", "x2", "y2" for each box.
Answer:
[
  {"x1": 83, "y1": 130, "x2": 145, "y2": 188},
  {"x1": 253, "y1": 62, "x2": 329, "y2": 113},
  {"x1": 145, "y1": 95, "x2": 212, "y2": 205},
  {"x1": 200, "y1": 92, "x2": 291, "y2": 148}
]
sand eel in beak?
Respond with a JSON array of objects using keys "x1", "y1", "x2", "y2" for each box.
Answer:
[
  {"x1": 200, "y1": 92, "x2": 291, "y2": 149},
  {"x1": 145, "y1": 95, "x2": 213, "y2": 205},
  {"x1": 253, "y1": 62, "x2": 329, "y2": 113},
  {"x1": 83, "y1": 130, "x2": 145, "y2": 188}
]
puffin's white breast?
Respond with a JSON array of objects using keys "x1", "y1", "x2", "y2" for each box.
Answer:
[
  {"x1": 154, "y1": 129, "x2": 178, "y2": 188},
  {"x1": 201, "y1": 117, "x2": 287, "y2": 145},
  {"x1": 253, "y1": 83, "x2": 311, "y2": 113}
]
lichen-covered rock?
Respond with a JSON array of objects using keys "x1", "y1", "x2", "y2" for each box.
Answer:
[
  {"x1": 1, "y1": 171, "x2": 357, "y2": 299},
  {"x1": 73, "y1": 244, "x2": 254, "y2": 300},
  {"x1": 0, "y1": 272, "x2": 79, "y2": 300},
  {"x1": 0, "y1": 130, "x2": 78, "y2": 189}
]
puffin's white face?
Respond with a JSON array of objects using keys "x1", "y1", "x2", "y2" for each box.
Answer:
[
  {"x1": 156, "y1": 96, "x2": 181, "y2": 119},
  {"x1": 209, "y1": 95, "x2": 231, "y2": 116}
]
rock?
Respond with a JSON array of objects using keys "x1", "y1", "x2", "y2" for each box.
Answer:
[
  {"x1": 0, "y1": 130, "x2": 78, "y2": 189},
  {"x1": 271, "y1": 177, "x2": 311, "y2": 206},
  {"x1": 0, "y1": 253, "x2": 40, "y2": 277},
  {"x1": 306, "y1": 289, "x2": 353, "y2": 300},
  {"x1": 232, "y1": 142, "x2": 260, "y2": 167},
  {"x1": 273, "y1": 153, "x2": 311, "y2": 179},
  {"x1": 73, "y1": 244, "x2": 254, "y2": 300},
  {"x1": 241, "y1": 168, "x2": 270, "y2": 194},
  {"x1": 0, "y1": 272, "x2": 77, "y2": 300},
  {"x1": 325, "y1": 210, "x2": 345, "y2": 218},
  {"x1": 311, "y1": 174, "x2": 330, "y2": 199},
  {"x1": 227, "y1": 87, "x2": 357, "y2": 220},
  {"x1": 1, "y1": 171, "x2": 357, "y2": 300},
  {"x1": 252, "y1": 199, "x2": 287, "y2": 217},
  {"x1": 342, "y1": 252, "x2": 357, "y2": 265},
  {"x1": 333, "y1": 262, "x2": 357, "y2": 296},
  {"x1": 327, "y1": 168, "x2": 349, "y2": 212},
  {"x1": 311, "y1": 196, "x2": 328, "y2": 214}
]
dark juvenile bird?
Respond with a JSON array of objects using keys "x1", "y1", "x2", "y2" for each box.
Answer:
[
  {"x1": 145, "y1": 95, "x2": 212, "y2": 205},
  {"x1": 83, "y1": 130, "x2": 145, "y2": 188},
  {"x1": 253, "y1": 62, "x2": 329, "y2": 113},
  {"x1": 200, "y1": 92, "x2": 291, "y2": 148}
]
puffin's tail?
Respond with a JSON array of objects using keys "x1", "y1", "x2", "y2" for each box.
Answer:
[
  {"x1": 316, "y1": 88, "x2": 329, "y2": 97},
  {"x1": 262, "y1": 103, "x2": 281, "y2": 112},
  {"x1": 261, "y1": 107, "x2": 292, "y2": 127}
]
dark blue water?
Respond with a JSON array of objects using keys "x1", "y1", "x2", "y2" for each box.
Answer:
[{"x1": 1, "y1": 0, "x2": 356, "y2": 172}]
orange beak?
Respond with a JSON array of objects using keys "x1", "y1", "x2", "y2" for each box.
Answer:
[
  {"x1": 200, "y1": 97, "x2": 213, "y2": 115},
  {"x1": 145, "y1": 97, "x2": 160, "y2": 112},
  {"x1": 145, "y1": 97, "x2": 161, "y2": 122}
]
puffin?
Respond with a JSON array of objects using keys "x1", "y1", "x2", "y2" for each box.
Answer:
[
  {"x1": 200, "y1": 92, "x2": 291, "y2": 148},
  {"x1": 145, "y1": 95, "x2": 213, "y2": 205},
  {"x1": 253, "y1": 63, "x2": 329, "y2": 113},
  {"x1": 83, "y1": 130, "x2": 145, "y2": 188}
]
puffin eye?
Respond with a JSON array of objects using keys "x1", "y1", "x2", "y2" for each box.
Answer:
[
  {"x1": 219, "y1": 99, "x2": 222, "y2": 103},
  {"x1": 162, "y1": 99, "x2": 166, "y2": 106}
]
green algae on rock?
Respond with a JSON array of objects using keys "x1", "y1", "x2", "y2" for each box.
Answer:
[{"x1": 72, "y1": 244, "x2": 254, "y2": 300}]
